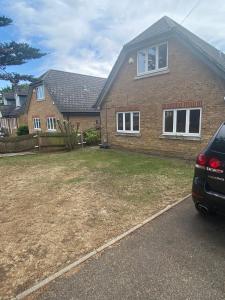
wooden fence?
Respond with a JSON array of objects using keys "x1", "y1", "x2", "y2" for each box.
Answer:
[{"x1": 0, "y1": 133, "x2": 69, "y2": 153}]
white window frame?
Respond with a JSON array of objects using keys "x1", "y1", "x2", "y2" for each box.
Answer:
[
  {"x1": 47, "y1": 117, "x2": 56, "y2": 131},
  {"x1": 163, "y1": 107, "x2": 202, "y2": 137},
  {"x1": 137, "y1": 41, "x2": 168, "y2": 76},
  {"x1": 36, "y1": 85, "x2": 45, "y2": 101},
  {"x1": 116, "y1": 111, "x2": 140, "y2": 133},
  {"x1": 33, "y1": 118, "x2": 41, "y2": 130}
]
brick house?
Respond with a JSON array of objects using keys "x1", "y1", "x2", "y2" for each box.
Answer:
[
  {"x1": 96, "y1": 16, "x2": 225, "y2": 159},
  {"x1": 27, "y1": 70, "x2": 106, "y2": 133},
  {"x1": 0, "y1": 89, "x2": 28, "y2": 135}
]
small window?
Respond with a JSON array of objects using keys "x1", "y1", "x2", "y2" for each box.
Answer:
[
  {"x1": 33, "y1": 118, "x2": 41, "y2": 130},
  {"x1": 36, "y1": 85, "x2": 45, "y2": 100},
  {"x1": 158, "y1": 43, "x2": 167, "y2": 69},
  {"x1": 125, "y1": 113, "x2": 131, "y2": 131},
  {"x1": 117, "y1": 112, "x2": 140, "y2": 133},
  {"x1": 137, "y1": 42, "x2": 168, "y2": 75},
  {"x1": 189, "y1": 109, "x2": 200, "y2": 133},
  {"x1": 137, "y1": 50, "x2": 146, "y2": 74},
  {"x1": 133, "y1": 112, "x2": 140, "y2": 131},
  {"x1": 176, "y1": 110, "x2": 186, "y2": 133},
  {"x1": 118, "y1": 113, "x2": 123, "y2": 131},
  {"x1": 47, "y1": 117, "x2": 56, "y2": 131},
  {"x1": 164, "y1": 111, "x2": 174, "y2": 133},
  {"x1": 163, "y1": 108, "x2": 201, "y2": 136},
  {"x1": 148, "y1": 47, "x2": 156, "y2": 71}
]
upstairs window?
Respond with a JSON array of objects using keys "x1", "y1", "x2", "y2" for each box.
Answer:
[
  {"x1": 33, "y1": 118, "x2": 41, "y2": 130},
  {"x1": 163, "y1": 108, "x2": 201, "y2": 136},
  {"x1": 137, "y1": 42, "x2": 168, "y2": 75},
  {"x1": 36, "y1": 85, "x2": 45, "y2": 100},
  {"x1": 117, "y1": 112, "x2": 140, "y2": 133},
  {"x1": 47, "y1": 117, "x2": 56, "y2": 131}
]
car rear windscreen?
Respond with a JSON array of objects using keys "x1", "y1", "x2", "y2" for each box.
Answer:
[{"x1": 211, "y1": 124, "x2": 225, "y2": 153}]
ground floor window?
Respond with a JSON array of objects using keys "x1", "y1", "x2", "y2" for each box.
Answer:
[
  {"x1": 163, "y1": 108, "x2": 201, "y2": 136},
  {"x1": 33, "y1": 118, "x2": 41, "y2": 130},
  {"x1": 47, "y1": 117, "x2": 56, "y2": 131},
  {"x1": 116, "y1": 112, "x2": 140, "y2": 133}
]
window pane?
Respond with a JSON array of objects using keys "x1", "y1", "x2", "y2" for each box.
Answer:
[
  {"x1": 176, "y1": 110, "x2": 186, "y2": 133},
  {"x1": 137, "y1": 50, "x2": 146, "y2": 74},
  {"x1": 164, "y1": 111, "x2": 173, "y2": 132},
  {"x1": 189, "y1": 109, "x2": 200, "y2": 133},
  {"x1": 47, "y1": 118, "x2": 50, "y2": 129},
  {"x1": 118, "y1": 113, "x2": 123, "y2": 130},
  {"x1": 148, "y1": 47, "x2": 156, "y2": 71},
  {"x1": 53, "y1": 118, "x2": 56, "y2": 129},
  {"x1": 125, "y1": 113, "x2": 131, "y2": 131},
  {"x1": 211, "y1": 124, "x2": 225, "y2": 154},
  {"x1": 158, "y1": 43, "x2": 167, "y2": 69},
  {"x1": 37, "y1": 85, "x2": 44, "y2": 100},
  {"x1": 133, "y1": 112, "x2": 139, "y2": 131}
]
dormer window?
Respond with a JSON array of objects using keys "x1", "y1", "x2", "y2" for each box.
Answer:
[
  {"x1": 137, "y1": 42, "x2": 168, "y2": 75},
  {"x1": 36, "y1": 85, "x2": 45, "y2": 100}
]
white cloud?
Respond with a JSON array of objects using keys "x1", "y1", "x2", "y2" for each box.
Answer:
[{"x1": 4, "y1": 0, "x2": 225, "y2": 77}]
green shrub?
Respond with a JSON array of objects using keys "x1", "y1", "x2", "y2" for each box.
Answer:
[
  {"x1": 17, "y1": 125, "x2": 29, "y2": 136},
  {"x1": 83, "y1": 128, "x2": 100, "y2": 145}
]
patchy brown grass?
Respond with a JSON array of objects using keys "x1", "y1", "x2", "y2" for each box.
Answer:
[{"x1": 0, "y1": 148, "x2": 193, "y2": 299}]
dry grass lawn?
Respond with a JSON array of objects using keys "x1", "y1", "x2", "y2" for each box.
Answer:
[{"x1": 0, "y1": 148, "x2": 193, "y2": 299}]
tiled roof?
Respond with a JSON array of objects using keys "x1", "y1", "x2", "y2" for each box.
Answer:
[
  {"x1": 0, "y1": 88, "x2": 29, "y2": 117},
  {"x1": 40, "y1": 70, "x2": 106, "y2": 113},
  {"x1": 0, "y1": 104, "x2": 25, "y2": 117},
  {"x1": 3, "y1": 89, "x2": 29, "y2": 100}
]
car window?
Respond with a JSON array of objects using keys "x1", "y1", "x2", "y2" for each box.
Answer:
[{"x1": 211, "y1": 124, "x2": 225, "y2": 153}]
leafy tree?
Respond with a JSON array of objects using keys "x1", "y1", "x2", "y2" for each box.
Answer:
[
  {"x1": 0, "y1": 15, "x2": 46, "y2": 90},
  {"x1": 0, "y1": 83, "x2": 30, "y2": 93},
  {"x1": 0, "y1": 16, "x2": 12, "y2": 27}
]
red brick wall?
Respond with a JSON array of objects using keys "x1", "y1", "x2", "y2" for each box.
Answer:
[{"x1": 101, "y1": 36, "x2": 225, "y2": 159}]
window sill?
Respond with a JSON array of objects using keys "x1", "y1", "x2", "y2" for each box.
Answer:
[
  {"x1": 47, "y1": 129, "x2": 57, "y2": 132},
  {"x1": 115, "y1": 132, "x2": 141, "y2": 137},
  {"x1": 134, "y1": 69, "x2": 170, "y2": 80},
  {"x1": 160, "y1": 134, "x2": 201, "y2": 141}
]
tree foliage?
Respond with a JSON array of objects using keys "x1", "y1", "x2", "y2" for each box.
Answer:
[
  {"x1": 0, "y1": 16, "x2": 46, "y2": 88},
  {"x1": 0, "y1": 72, "x2": 35, "y2": 86},
  {"x1": 0, "y1": 83, "x2": 30, "y2": 93},
  {"x1": 0, "y1": 41, "x2": 45, "y2": 67},
  {"x1": 0, "y1": 16, "x2": 12, "y2": 27}
]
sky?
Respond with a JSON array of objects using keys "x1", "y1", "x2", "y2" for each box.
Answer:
[{"x1": 1, "y1": 0, "x2": 225, "y2": 88}]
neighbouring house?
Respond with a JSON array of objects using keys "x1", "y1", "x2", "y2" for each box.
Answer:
[
  {"x1": 96, "y1": 16, "x2": 225, "y2": 159},
  {"x1": 0, "y1": 89, "x2": 29, "y2": 135},
  {"x1": 26, "y1": 70, "x2": 106, "y2": 133}
]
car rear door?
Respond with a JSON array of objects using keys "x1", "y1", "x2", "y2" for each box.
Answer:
[{"x1": 206, "y1": 123, "x2": 225, "y2": 195}]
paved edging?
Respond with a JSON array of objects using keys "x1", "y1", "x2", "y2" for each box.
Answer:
[{"x1": 15, "y1": 194, "x2": 191, "y2": 300}]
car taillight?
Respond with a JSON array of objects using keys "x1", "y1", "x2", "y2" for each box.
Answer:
[
  {"x1": 208, "y1": 157, "x2": 221, "y2": 169},
  {"x1": 196, "y1": 153, "x2": 207, "y2": 166}
]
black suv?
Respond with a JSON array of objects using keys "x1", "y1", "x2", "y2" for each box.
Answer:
[{"x1": 192, "y1": 122, "x2": 225, "y2": 216}]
